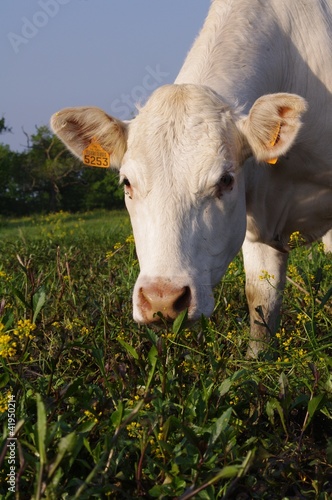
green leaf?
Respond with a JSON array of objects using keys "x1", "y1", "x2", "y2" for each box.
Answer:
[
  {"x1": 11, "y1": 287, "x2": 30, "y2": 310},
  {"x1": 117, "y1": 338, "x2": 139, "y2": 359},
  {"x1": 305, "y1": 394, "x2": 325, "y2": 429},
  {"x1": 110, "y1": 401, "x2": 124, "y2": 428},
  {"x1": 146, "y1": 344, "x2": 158, "y2": 390},
  {"x1": 180, "y1": 423, "x2": 201, "y2": 449},
  {"x1": 266, "y1": 400, "x2": 275, "y2": 425},
  {"x1": 14, "y1": 419, "x2": 25, "y2": 436},
  {"x1": 61, "y1": 377, "x2": 84, "y2": 399},
  {"x1": 2, "y1": 311, "x2": 14, "y2": 330},
  {"x1": 172, "y1": 308, "x2": 188, "y2": 335},
  {"x1": 320, "y1": 284, "x2": 332, "y2": 308},
  {"x1": 148, "y1": 485, "x2": 168, "y2": 498},
  {"x1": 145, "y1": 327, "x2": 159, "y2": 345},
  {"x1": 48, "y1": 432, "x2": 78, "y2": 479},
  {"x1": 266, "y1": 398, "x2": 288, "y2": 435},
  {"x1": 200, "y1": 314, "x2": 209, "y2": 331},
  {"x1": 208, "y1": 407, "x2": 232, "y2": 447},
  {"x1": 0, "y1": 371, "x2": 10, "y2": 388},
  {"x1": 36, "y1": 393, "x2": 47, "y2": 465},
  {"x1": 91, "y1": 348, "x2": 104, "y2": 369},
  {"x1": 218, "y1": 370, "x2": 247, "y2": 397},
  {"x1": 213, "y1": 465, "x2": 240, "y2": 479},
  {"x1": 148, "y1": 343, "x2": 158, "y2": 365},
  {"x1": 218, "y1": 378, "x2": 232, "y2": 397},
  {"x1": 32, "y1": 287, "x2": 46, "y2": 323},
  {"x1": 76, "y1": 420, "x2": 96, "y2": 433},
  {"x1": 161, "y1": 416, "x2": 178, "y2": 441}
]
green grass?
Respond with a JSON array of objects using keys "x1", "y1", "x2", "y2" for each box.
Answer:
[{"x1": 0, "y1": 211, "x2": 332, "y2": 499}]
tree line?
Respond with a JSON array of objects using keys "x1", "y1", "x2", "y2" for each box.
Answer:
[{"x1": 0, "y1": 118, "x2": 124, "y2": 216}]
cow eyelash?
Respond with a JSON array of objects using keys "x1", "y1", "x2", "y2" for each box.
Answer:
[
  {"x1": 122, "y1": 177, "x2": 133, "y2": 199},
  {"x1": 220, "y1": 173, "x2": 234, "y2": 188},
  {"x1": 216, "y1": 173, "x2": 234, "y2": 197}
]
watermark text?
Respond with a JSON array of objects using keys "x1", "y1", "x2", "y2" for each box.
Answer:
[
  {"x1": 6, "y1": 394, "x2": 17, "y2": 494},
  {"x1": 110, "y1": 65, "x2": 170, "y2": 119},
  {"x1": 8, "y1": 0, "x2": 72, "y2": 54}
]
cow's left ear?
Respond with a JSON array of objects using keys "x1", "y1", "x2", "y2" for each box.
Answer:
[{"x1": 238, "y1": 93, "x2": 307, "y2": 164}]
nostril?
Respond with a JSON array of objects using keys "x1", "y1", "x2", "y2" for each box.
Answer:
[{"x1": 174, "y1": 286, "x2": 191, "y2": 313}]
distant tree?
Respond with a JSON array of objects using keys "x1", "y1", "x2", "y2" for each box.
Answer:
[
  {"x1": 0, "y1": 120, "x2": 125, "y2": 215},
  {"x1": 78, "y1": 168, "x2": 124, "y2": 211},
  {"x1": 0, "y1": 116, "x2": 12, "y2": 135},
  {"x1": 0, "y1": 144, "x2": 23, "y2": 214},
  {"x1": 20, "y1": 126, "x2": 83, "y2": 211}
]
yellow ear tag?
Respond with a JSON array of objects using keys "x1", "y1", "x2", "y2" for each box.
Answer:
[
  {"x1": 267, "y1": 122, "x2": 281, "y2": 165},
  {"x1": 83, "y1": 138, "x2": 110, "y2": 168}
]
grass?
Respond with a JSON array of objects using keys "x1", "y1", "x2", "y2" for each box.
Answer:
[{"x1": 0, "y1": 210, "x2": 331, "y2": 499}]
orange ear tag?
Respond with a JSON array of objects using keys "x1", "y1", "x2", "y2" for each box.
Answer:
[
  {"x1": 83, "y1": 138, "x2": 110, "y2": 168},
  {"x1": 267, "y1": 122, "x2": 281, "y2": 165}
]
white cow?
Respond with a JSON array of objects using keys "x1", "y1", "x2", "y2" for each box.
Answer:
[{"x1": 51, "y1": 0, "x2": 332, "y2": 357}]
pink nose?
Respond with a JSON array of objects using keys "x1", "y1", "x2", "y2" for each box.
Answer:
[{"x1": 138, "y1": 283, "x2": 191, "y2": 322}]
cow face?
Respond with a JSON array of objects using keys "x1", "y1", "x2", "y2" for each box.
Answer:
[
  {"x1": 121, "y1": 85, "x2": 247, "y2": 322},
  {"x1": 51, "y1": 84, "x2": 306, "y2": 323}
]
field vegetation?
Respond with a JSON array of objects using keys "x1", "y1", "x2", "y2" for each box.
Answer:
[{"x1": 0, "y1": 210, "x2": 332, "y2": 499}]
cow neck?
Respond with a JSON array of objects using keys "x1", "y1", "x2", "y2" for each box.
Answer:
[{"x1": 175, "y1": 0, "x2": 285, "y2": 111}]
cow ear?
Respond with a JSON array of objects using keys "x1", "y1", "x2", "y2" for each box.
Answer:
[
  {"x1": 239, "y1": 93, "x2": 307, "y2": 164},
  {"x1": 51, "y1": 107, "x2": 128, "y2": 169}
]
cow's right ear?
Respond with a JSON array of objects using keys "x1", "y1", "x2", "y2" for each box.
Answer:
[{"x1": 51, "y1": 107, "x2": 128, "y2": 169}]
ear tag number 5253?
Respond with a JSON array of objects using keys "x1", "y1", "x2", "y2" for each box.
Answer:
[{"x1": 83, "y1": 138, "x2": 110, "y2": 168}]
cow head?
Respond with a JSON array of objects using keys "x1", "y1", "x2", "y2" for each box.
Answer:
[{"x1": 51, "y1": 84, "x2": 306, "y2": 323}]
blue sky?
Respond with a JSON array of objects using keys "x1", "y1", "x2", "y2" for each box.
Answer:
[{"x1": 1, "y1": 0, "x2": 210, "y2": 151}]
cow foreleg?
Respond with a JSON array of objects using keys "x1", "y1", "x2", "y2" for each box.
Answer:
[
  {"x1": 322, "y1": 229, "x2": 332, "y2": 253},
  {"x1": 242, "y1": 240, "x2": 288, "y2": 358}
]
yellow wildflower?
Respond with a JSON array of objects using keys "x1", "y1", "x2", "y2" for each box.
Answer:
[
  {"x1": 0, "y1": 391, "x2": 12, "y2": 414},
  {"x1": 0, "y1": 323, "x2": 17, "y2": 358},
  {"x1": 126, "y1": 421, "x2": 141, "y2": 438},
  {"x1": 13, "y1": 319, "x2": 36, "y2": 341},
  {"x1": 289, "y1": 231, "x2": 306, "y2": 247},
  {"x1": 84, "y1": 410, "x2": 99, "y2": 423},
  {"x1": 125, "y1": 234, "x2": 135, "y2": 244},
  {"x1": 259, "y1": 270, "x2": 275, "y2": 281}
]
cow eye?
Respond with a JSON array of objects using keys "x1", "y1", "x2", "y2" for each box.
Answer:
[
  {"x1": 123, "y1": 177, "x2": 133, "y2": 199},
  {"x1": 221, "y1": 173, "x2": 234, "y2": 188},
  {"x1": 216, "y1": 173, "x2": 234, "y2": 196}
]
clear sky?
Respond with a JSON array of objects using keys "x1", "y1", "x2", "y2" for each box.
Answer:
[{"x1": 1, "y1": 0, "x2": 211, "y2": 152}]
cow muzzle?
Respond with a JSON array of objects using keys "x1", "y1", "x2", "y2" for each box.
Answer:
[{"x1": 135, "y1": 279, "x2": 192, "y2": 323}]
